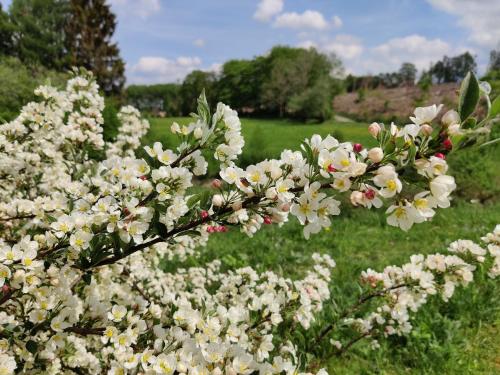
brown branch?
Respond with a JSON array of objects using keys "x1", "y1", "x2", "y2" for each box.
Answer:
[
  {"x1": 65, "y1": 326, "x2": 105, "y2": 336},
  {"x1": 315, "y1": 283, "x2": 408, "y2": 344},
  {"x1": 0, "y1": 214, "x2": 36, "y2": 222},
  {"x1": 0, "y1": 289, "x2": 14, "y2": 306}
]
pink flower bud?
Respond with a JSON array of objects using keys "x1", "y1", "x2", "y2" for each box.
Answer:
[
  {"x1": 368, "y1": 122, "x2": 381, "y2": 137},
  {"x1": 368, "y1": 147, "x2": 384, "y2": 163},
  {"x1": 264, "y1": 216, "x2": 272, "y2": 225},
  {"x1": 353, "y1": 143, "x2": 363, "y2": 153},
  {"x1": 200, "y1": 210, "x2": 209, "y2": 219},
  {"x1": 140, "y1": 175, "x2": 148, "y2": 181},
  {"x1": 442, "y1": 138, "x2": 453, "y2": 150},
  {"x1": 327, "y1": 164, "x2": 337, "y2": 173},
  {"x1": 280, "y1": 203, "x2": 290, "y2": 212},
  {"x1": 420, "y1": 124, "x2": 433, "y2": 136},
  {"x1": 1, "y1": 284, "x2": 9, "y2": 294},
  {"x1": 435, "y1": 152, "x2": 445, "y2": 160},
  {"x1": 206, "y1": 225, "x2": 215, "y2": 233},
  {"x1": 211, "y1": 179, "x2": 222, "y2": 189}
]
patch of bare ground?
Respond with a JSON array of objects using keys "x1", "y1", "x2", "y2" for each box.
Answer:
[{"x1": 333, "y1": 83, "x2": 459, "y2": 123}]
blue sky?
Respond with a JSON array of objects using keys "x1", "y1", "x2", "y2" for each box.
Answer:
[{"x1": 2, "y1": 0, "x2": 500, "y2": 84}]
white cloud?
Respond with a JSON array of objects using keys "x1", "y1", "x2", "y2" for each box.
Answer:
[
  {"x1": 298, "y1": 35, "x2": 363, "y2": 60},
  {"x1": 370, "y1": 34, "x2": 456, "y2": 72},
  {"x1": 193, "y1": 39, "x2": 205, "y2": 48},
  {"x1": 109, "y1": 0, "x2": 161, "y2": 19},
  {"x1": 331, "y1": 15, "x2": 343, "y2": 29},
  {"x1": 129, "y1": 56, "x2": 203, "y2": 84},
  {"x1": 427, "y1": 0, "x2": 500, "y2": 47},
  {"x1": 298, "y1": 34, "x2": 469, "y2": 75},
  {"x1": 274, "y1": 10, "x2": 329, "y2": 30},
  {"x1": 254, "y1": 0, "x2": 284, "y2": 22}
]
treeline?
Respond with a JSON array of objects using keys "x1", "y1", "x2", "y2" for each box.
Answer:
[
  {"x1": 127, "y1": 46, "x2": 345, "y2": 122},
  {"x1": 345, "y1": 52, "x2": 477, "y2": 92}
]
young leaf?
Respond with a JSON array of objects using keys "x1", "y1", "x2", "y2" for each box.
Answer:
[
  {"x1": 458, "y1": 72, "x2": 480, "y2": 121},
  {"x1": 490, "y1": 95, "x2": 500, "y2": 119}
]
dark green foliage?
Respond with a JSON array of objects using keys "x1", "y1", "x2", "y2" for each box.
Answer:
[
  {"x1": 8, "y1": 0, "x2": 70, "y2": 69},
  {"x1": 0, "y1": 4, "x2": 15, "y2": 55},
  {"x1": 102, "y1": 96, "x2": 121, "y2": 142},
  {"x1": 429, "y1": 52, "x2": 477, "y2": 83},
  {"x1": 217, "y1": 57, "x2": 267, "y2": 113},
  {"x1": 180, "y1": 70, "x2": 218, "y2": 115},
  {"x1": 65, "y1": 0, "x2": 125, "y2": 95},
  {"x1": 288, "y1": 80, "x2": 333, "y2": 122},
  {"x1": 399, "y1": 62, "x2": 417, "y2": 85}
]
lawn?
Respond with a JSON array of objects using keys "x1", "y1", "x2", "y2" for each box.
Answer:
[
  {"x1": 148, "y1": 116, "x2": 500, "y2": 374},
  {"x1": 142, "y1": 117, "x2": 376, "y2": 176}
]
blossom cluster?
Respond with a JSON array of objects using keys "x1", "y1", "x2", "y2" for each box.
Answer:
[
  {"x1": 334, "y1": 225, "x2": 500, "y2": 351},
  {"x1": 0, "y1": 71, "x2": 498, "y2": 374}
]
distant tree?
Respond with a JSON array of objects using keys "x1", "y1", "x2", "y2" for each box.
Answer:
[
  {"x1": 399, "y1": 62, "x2": 417, "y2": 86},
  {"x1": 430, "y1": 52, "x2": 477, "y2": 83},
  {"x1": 126, "y1": 84, "x2": 182, "y2": 116},
  {"x1": 217, "y1": 57, "x2": 266, "y2": 112},
  {"x1": 0, "y1": 4, "x2": 15, "y2": 55},
  {"x1": 262, "y1": 46, "x2": 335, "y2": 119},
  {"x1": 9, "y1": 0, "x2": 70, "y2": 69},
  {"x1": 488, "y1": 46, "x2": 500, "y2": 73},
  {"x1": 65, "y1": 0, "x2": 125, "y2": 95},
  {"x1": 181, "y1": 70, "x2": 218, "y2": 115}
]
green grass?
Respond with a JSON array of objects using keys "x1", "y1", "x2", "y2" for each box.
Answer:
[
  {"x1": 142, "y1": 117, "x2": 375, "y2": 176},
  {"x1": 147, "y1": 116, "x2": 500, "y2": 374}
]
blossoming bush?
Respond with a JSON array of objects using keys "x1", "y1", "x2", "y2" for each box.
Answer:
[{"x1": 0, "y1": 69, "x2": 499, "y2": 374}]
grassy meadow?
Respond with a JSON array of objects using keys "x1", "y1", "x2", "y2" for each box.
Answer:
[{"x1": 147, "y1": 116, "x2": 500, "y2": 374}]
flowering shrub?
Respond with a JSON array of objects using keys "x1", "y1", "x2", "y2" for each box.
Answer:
[{"x1": 0, "y1": 70, "x2": 499, "y2": 374}]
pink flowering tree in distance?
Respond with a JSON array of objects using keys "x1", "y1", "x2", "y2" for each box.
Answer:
[{"x1": 0, "y1": 69, "x2": 499, "y2": 374}]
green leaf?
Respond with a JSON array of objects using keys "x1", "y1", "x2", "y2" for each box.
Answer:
[
  {"x1": 82, "y1": 273, "x2": 92, "y2": 285},
  {"x1": 461, "y1": 117, "x2": 477, "y2": 129},
  {"x1": 26, "y1": 340, "x2": 38, "y2": 354},
  {"x1": 490, "y1": 95, "x2": 500, "y2": 119},
  {"x1": 197, "y1": 89, "x2": 210, "y2": 124},
  {"x1": 186, "y1": 194, "x2": 201, "y2": 208},
  {"x1": 458, "y1": 72, "x2": 480, "y2": 121}
]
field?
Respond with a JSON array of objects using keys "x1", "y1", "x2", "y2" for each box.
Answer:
[{"x1": 147, "y1": 117, "x2": 500, "y2": 374}]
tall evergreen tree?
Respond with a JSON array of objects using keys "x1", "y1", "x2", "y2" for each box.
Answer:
[
  {"x1": 9, "y1": 0, "x2": 70, "y2": 69},
  {"x1": 0, "y1": 4, "x2": 15, "y2": 56},
  {"x1": 65, "y1": 0, "x2": 125, "y2": 95}
]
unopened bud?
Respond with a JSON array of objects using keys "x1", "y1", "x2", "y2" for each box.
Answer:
[
  {"x1": 435, "y1": 153, "x2": 445, "y2": 160},
  {"x1": 420, "y1": 124, "x2": 433, "y2": 136},
  {"x1": 264, "y1": 216, "x2": 272, "y2": 225},
  {"x1": 368, "y1": 122, "x2": 381, "y2": 137},
  {"x1": 353, "y1": 143, "x2": 363, "y2": 153},
  {"x1": 368, "y1": 147, "x2": 384, "y2": 163},
  {"x1": 442, "y1": 138, "x2": 453, "y2": 150},
  {"x1": 211, "y1": 179, "x2": 222, "y2": 189},
  {"x1": 193, "y1": 127, "x2": 203, "y2": 139},
  {"x1": 350, "y1": 191, "x2": 364, "y2": 206},
  {"x1": 200, "y1": 210, "x2": 209, "y2": 219},
  {"x1": 212, "y1": 194, "x2": 224, "y2": 207}
]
